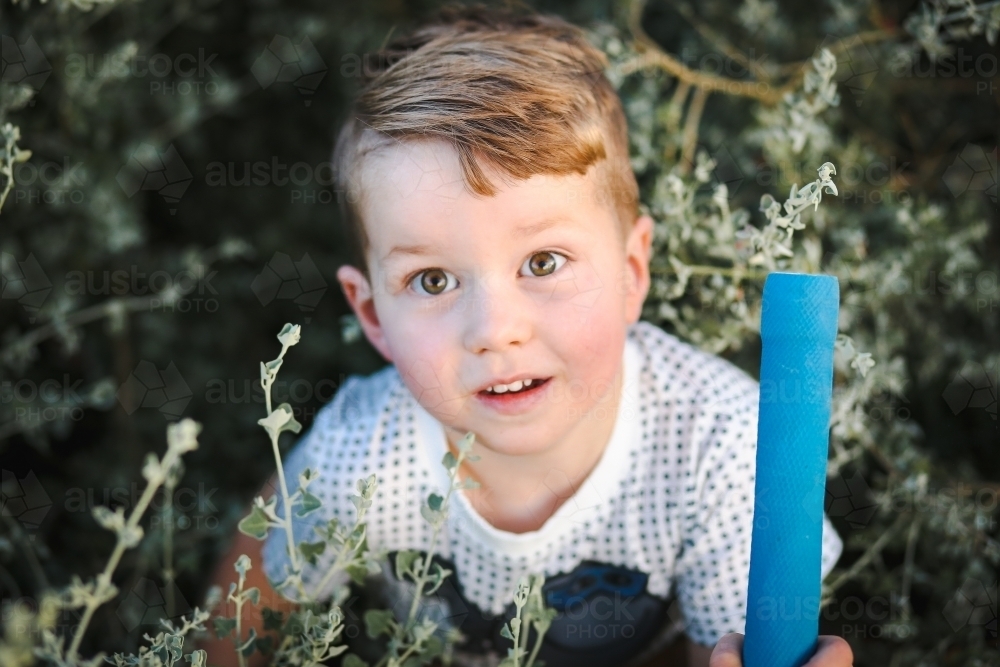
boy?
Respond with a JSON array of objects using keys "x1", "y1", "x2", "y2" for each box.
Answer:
[{"x1": 202, "y1": 7, "x2": 852, "y2": 667}]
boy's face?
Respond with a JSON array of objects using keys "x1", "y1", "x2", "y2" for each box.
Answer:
[{"x1": 337, "y1": 139, "x2": 652, "y2": 458}]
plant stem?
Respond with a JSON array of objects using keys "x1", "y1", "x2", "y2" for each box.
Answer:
[
  {"x1": 0, "y1": 246, "x2": 233, "y2": 369},
  {"x1": 382, "y1": 442, "x2": 471, "y2": 667},
  {"x1": 900, "y1": 512, "x2": 921, "y2": 620},
  {"x1": 526, "y1": 628, "x2": 545, "y2": 667},
  {"x1": 65, "y1": 444, "x2": 184, "y2": 662},
  {"x1": 163, "y1": 473, "x2": 177, "y2": 620},
  {"x1": 232, "y1": 568, "x2": 248, "y2": 667},
  {"x1": 0, "y1": 124, "x2": 20, "y2": 215},
  {"x1": 405, "y1": 467, "x2": 460, "y2": 625},
  {"x1": 313, "y1": 514, "x2": 370, "y2": 601},
  {"x1": 391, "y1": 637, "x2": 425, "y2": 667},
  {"x1": 518, "y1": 612, "x2": 530, "y2": 659},
  {"x1": 1, "y1": 515, "x2": 49, "y2": 590},
  {"x1": 511, "y1": 605, "x2": 524, "y2": 667},
  {"x1": 679, "y1": 86, "x2": 710, "y2": 174},
  {"x1": 942, "y1": 0, "x2": 1000, "y2": 22},
  {"x1": 263, "y1": 339, "x2": 305, "y2": 600},
  {"x1": 270, "y1": 426, "x2": 303, "y2": 596},
  {"x1": 826, "y1": 512, "x2": 910, "y2": 593}
]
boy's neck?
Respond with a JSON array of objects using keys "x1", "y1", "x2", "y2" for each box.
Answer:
[{"x1": 443, "y1": 361, "x2": 625, "y2": 535}]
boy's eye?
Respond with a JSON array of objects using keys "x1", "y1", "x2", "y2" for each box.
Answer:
[
  {"x1": 411, "y1": 268, "x2": 459, "y2": 295},
  {"x1": 520, "y1": 251, "x2": 567, "y2": 277},
  {"x1": 408, "y1": 254, "x2": 565, "y2": 294}
]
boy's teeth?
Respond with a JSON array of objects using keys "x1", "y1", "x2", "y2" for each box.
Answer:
[{"x1": 488, "y1": 379, "x2": 536, "y2": 394}]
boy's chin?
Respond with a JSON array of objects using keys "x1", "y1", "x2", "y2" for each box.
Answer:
[{"x1": 447, "y1": 422, "x2": 567, "y2": 458}]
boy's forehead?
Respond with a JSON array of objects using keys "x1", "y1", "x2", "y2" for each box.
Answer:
[
  {"x1": 358, "y1": 139, "x2": 612, "y2": 242},
  {"x1": 360, "y1": 139, "x2": 467, "y2": 205}
]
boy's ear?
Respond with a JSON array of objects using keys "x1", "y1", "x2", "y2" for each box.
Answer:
[
  {"x1": 336, "y1": 265, "x2": 394, "y2": 363},
  {"x1": 624, "y1": 213, "x2": 654, "y2": 324}
]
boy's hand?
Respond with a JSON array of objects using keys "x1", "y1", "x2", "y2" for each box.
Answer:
[{"x1": 709, "y1": 633, "x2": 854, "y2": 667}]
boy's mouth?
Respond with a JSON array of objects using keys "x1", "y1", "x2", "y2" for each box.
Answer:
[
  {"x1": 475, "y1": 377, "x2": 552, "y2": 414},
  {"x1": 480, "y1": 377, "x2": 550, "y2": 395}
]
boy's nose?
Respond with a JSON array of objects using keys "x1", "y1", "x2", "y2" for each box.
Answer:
[{"x1": 461, "y1": 278, "x2": 532, "y2": 354}]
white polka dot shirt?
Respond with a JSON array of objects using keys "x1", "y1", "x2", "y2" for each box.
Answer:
[{"x1": 263, "y1": 320, "x2": 843, "y2": 664}]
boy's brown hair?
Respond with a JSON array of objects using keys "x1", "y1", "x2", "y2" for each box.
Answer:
[{"x1": 332, "y1": 4, "x2": 639, "y2": 279}]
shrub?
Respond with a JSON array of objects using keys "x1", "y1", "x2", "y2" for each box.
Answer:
[{"x1": 1, "y1": 0, "x2": 997, "y2": 665}]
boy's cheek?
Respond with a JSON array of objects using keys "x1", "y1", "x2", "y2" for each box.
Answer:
[
  {"x1": 391, "y1": 340, "x2": 470, "y2": 418},
  {"x1": 536, "y1": 261, "x2": 607, "y2": 307}
]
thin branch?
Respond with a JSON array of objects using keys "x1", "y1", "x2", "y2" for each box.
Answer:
[
  {"x1": 65, "y1": 423, "x2": 197, "y2": 662},
  {"x1": 673, "y1": 2, "x2": 773, "y2": 80},
  {"x1": 1, "y1": 297, "x2": 150, "y2": 367},
  {"x1": 668, "y1": 80, "x2": 692, "y2": 121},
  {"x1": 773, "y1": 29, "x2": 900, "y2": 76},
  {"x1": 826, "y1": 512, "x2": 910, "y2": 594},
  {"x1": 860, "y1": 437, "x2": 903, "y2": 482},
  {"x1": 899, "y1": 513, "x2": 921, "y2": 620},
  {"x1": 679, "y1": 86, "x2": 709, "y2": 174},
  {"x1": 0, "y1": 124, "x2": 23, "y2": 214},
  {"x1": 2, "y1": 514, "x2": 49, "y2": 591},
  {"x1": 0, "y1": 247, "x2": 231, "y2": 367},
  {"x1": 624, "y1": 0, "x2": 900, "y2": 105},
  {"x1": 0, "y1": 561, "x2": 20, "y2": 598},
  {"x1": 626, "y1": 0, "x2": 784, "y2": 103},
  {"x1": 942, "y1": 0, "x2": 1000, "y2": 23},
  {"x1": 659, "y1": 81, "x2": 691, "y2": 164},
  {"x1": 162, "y1": 470, "x2": 177, "y2": 620}
]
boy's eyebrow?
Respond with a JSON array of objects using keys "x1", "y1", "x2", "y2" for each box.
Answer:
[
  {"x1": 514, "y1": 215, "x2": 566, "y2": 238},
  {"x1": 383, "y1": 243, "x2": 432, "y2": 261},
  {"x1": 382, "y1": 216, "x2": 570, "y2": 262}
]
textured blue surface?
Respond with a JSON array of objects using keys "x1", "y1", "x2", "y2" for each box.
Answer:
[{"x1": 743, "y1": 272, "x2": 840, "y2": 667}]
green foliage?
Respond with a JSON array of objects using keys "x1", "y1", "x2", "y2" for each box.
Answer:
[
  {"x1": 497, "y1": 575, "x2": 557, "y2": 667},
  {"x1": 596, "y1": 1, "x2": 1000, "y2": 663},
  {"x1": 104, "y1": 609, "x2": 211, "y2": 667},
  {"x1": 0, "y1": 0, "x2": 997, "y2": 666}
]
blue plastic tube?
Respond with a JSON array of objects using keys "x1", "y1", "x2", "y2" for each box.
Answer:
[{"x1": 743, "y1": 272, "x2": 840, "y2": 667}]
